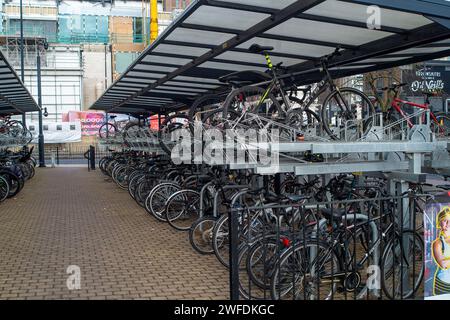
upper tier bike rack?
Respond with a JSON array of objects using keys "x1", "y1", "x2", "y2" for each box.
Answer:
[{"x1": 90, "y1": 0, "x2": 450, "y2": 115}]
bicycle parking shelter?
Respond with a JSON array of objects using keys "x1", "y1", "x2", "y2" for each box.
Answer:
[
  {"x1": 90, "y1": 0, "x2": 450, "y2": 178},
  {"x1": 87, "y1": 0, "x2": 450, "y2": 300},
  {"x1": 0, "y1": 50, "x2": 40, "y2": 117}
]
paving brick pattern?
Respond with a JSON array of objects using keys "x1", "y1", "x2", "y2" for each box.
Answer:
[{"x1": 0, "y1": 168, "x2": 229, "y2": 300}]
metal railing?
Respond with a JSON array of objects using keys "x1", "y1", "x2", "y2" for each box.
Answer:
[{"x1": 227, "y1": 193, "x2": 426, "y2": 300}]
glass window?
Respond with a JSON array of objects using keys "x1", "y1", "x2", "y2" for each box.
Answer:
[{"x1": 133, "y1": 17, "x2": 143, "y2": 43}]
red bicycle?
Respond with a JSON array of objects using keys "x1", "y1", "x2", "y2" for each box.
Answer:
[{"x1": 379, "y1": 83, "x2": 450, "y2": 137}]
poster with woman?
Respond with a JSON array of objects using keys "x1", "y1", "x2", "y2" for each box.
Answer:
[{"x1": 425, "y1": 195, "x2": 450, "y2": 300}]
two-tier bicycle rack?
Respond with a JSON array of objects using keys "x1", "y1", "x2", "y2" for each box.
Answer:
[{"x1": 89, "y1": 0, "x2": 450, "y2": 299}]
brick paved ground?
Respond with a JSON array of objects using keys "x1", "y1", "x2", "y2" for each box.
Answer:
[{"x1": 0, "y1": 167, "x2": 229, "y2": 300}]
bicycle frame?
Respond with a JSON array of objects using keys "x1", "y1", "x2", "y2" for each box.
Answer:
[
  {"x1": 391, "y1": 97, "x2": 440, "y2": 129},
  {"x1": 255, "y1": 53, "x2": 336, "y2": 112}
]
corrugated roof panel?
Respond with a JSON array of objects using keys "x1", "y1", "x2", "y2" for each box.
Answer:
[{"x1": 91, "y1": 0, "x2": 450, "y2": 114}]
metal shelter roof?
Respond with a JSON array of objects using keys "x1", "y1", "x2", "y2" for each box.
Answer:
[
  {"x1": 91, "y1": 0, "x2": 450, "y2": 115},
  {"x1": 0, "y1": 50, "x2": 40, "y2": 115}
]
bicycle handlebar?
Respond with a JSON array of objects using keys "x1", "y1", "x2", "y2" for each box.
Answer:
[{"x1": 320, "y1": 46, "x2": 342, "y2": 64}]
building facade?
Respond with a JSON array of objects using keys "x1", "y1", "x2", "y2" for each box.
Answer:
[{"x1": 0, "y1": 0, "x2": 178, "y2": 121}]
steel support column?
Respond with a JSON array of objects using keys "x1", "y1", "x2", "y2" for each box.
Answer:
[
  {"x1": 37, "y1": 54, "x2": 45, "y2": 168},
  {"x1": 20, "y1": 0, "x2": 26, "y2": 126}
]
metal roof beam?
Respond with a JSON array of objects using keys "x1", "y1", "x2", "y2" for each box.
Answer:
[
  {"x1": 0, "y1": 93, "x2": 23, "y2": 114},
  {"x1": 180, "y1": 23, "x2": 241, "y2": 35},
  {"x1": 258, "y1": 33, "x2": 357, "y2": 50},
  {"x1": 203, "y1": 0, "x2": 277, "y2": 14},
  {"x1": 230, "y1": 47, "x2": 316, "y2": 61},
  {"x1": 161, "y1": 40, "x2": 215, "y2": 50}
]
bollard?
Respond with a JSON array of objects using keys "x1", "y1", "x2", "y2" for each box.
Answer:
[
  {"x1": 51, "y1": 151, "x2": 56, "y2": 168},
  {"x1": 89, "y1": 145, "x2": 96, "y2": 170}
]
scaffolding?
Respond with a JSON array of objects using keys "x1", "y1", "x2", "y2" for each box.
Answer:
[{"x1": 0, "y1": 36, "x2": 47, "y2": 68}]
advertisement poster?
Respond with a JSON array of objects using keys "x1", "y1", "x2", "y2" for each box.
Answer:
[
  {"x1": 62, "y1": 111, "x2": 155, "y2": 136},
  {"x1": 425, "y1": 197, "x2": 450, "y2": 300},
  {"x1": 62, "y1": 111, "x2": 105, "y2": 136},
  {"x1": 403, "y1": 65, "x2": 450, "y2": 95},
  {"x1": 29, "y1": 122, "x2": 82, "y2": 144}
]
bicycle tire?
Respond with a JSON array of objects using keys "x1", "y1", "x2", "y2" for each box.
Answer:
[
  {"x1": 380, "y1": 230, "x2": 424, "y2": 300},
  {"x1": 0, "y1": 175, "x2": 9, "y2": 202},
  {"x1": 98, "y1": 123, "x2": 118, "y2": 139},
  {"x1": 165, "y1": 190, "x2": 201, "y2": 231},
  {"x1": 212, "y1": 214, "x2": 230, "y2": 268},
  {"x1": 321, "y1": 87, "x2": 375, "y2": 140},
  {"x1": 222, "y1": 86, "x2": 283, "y2": 125},
  {"x1": 189, "y1": 216, "x2": 219, "y2": 254},
  {"x1": 270, "y1": 240, "x2": 339, "y2": 300},
  {"x1": 145, "y1": 182, "x2": 181, "y2": 222}
]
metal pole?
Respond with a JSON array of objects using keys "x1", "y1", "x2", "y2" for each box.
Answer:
[
  {"x1": 104, "y1": 44, "x2": 108, "y2": 90},
  {"x1": 20, "y1": 0, "x2": 26, "y2": 126},
  {"x1": 157, "y1": 109, "x2": 162, "y2": 139},
  {"x1": 228, "y1": 206, "x2": 239, "y2": 300},
  {"x1": 37, "y1": 53, "x2": 46, "y2": 168},
  {"x1": 109, "y1": 44, "x2": 114, "y2": 82},
  {"x1": 90, "y1": 145, "x2": 96, "y2": 170}
]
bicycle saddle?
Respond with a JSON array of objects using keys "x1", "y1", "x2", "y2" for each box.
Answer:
[
  {"x1": 219, "y1": 70, "x2": 271, "y2": 85},
  {"x1": 249, "y1": 44, "x2": 274, "y2": 54},
  {"x1": 321, "y1": 208, "x2": 346, "y2": 222}
]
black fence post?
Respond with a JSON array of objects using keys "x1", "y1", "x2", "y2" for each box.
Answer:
[
  {"x1": 89, "y1": 145, "x2": 96, "y2": 170},
  {"x1": 229, "y1": 207, "x2": 239, "y2": 300},
  {"x1": 56, "y1": 146, "x2": 60, "y2": 165}
]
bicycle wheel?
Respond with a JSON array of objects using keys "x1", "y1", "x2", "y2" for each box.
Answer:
[
  {"x1": 222, "y1": 86, "x2": 283, "y2": 126},
  {"x1": 145, "y1": 182, "x2": 181, "y2": 221},
  {"x1": 128, "y1": 173, "x2": 144, "y2": 200},
  {"x1": 0, "y1": 170, "x2": 23, "y2": 198},
  {"x1": 165, "y1": 190, "x2": 201, "y2": 231},
  {"x1": 26, "y1": 162, "x2": 35, "y2": 180},
  {"x1": 285, "y1": 107, "x2": 321, "y2": 139},
  {"x1": 247, "y1": 234, "x2": 284, "y2": 290},
  {"x1": 189, "y1": 216, "x2": 218, "y2": 254},
  {"x1": 98, "y1": 123, "x2": 118, "y2": 139},
  {"x1": 321, "y1": 87, "x2": 375, "y2": 140},
  {"x1": 122, "y1": 122, "x2": 147, "y2": 147},
  {"x1": 113, "y1": 165, "x2": 129, "y2": 190},
  {"x1": 270, "y1": 241, "x2": 339, "y2": 300},
  {"x1": 135, "y1": 178, "x2": 156, "y2": 207},
  {"x1": 380, "y1": 230, "x2": 424, "y2": 300},
  {"x1": 0, "y1": 175, "x2": 9, "y2": 202},
  {"x1": 212, "y1": 214, "x2": 230, "y2": 268},
  {"x1": 188, "y1": 94, "x2": 225, "y2": 123}
]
